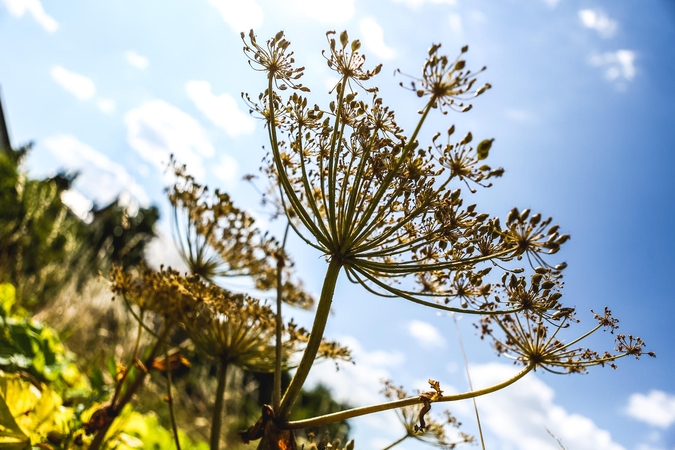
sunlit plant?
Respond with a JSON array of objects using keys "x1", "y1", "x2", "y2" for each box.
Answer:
[{"x1": 236, "y1": 29, "x2": 654, "y2": 449}]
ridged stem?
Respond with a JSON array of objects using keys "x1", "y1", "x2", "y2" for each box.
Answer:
[{"x1": 277, "y1": 257, "x2": 342, "y2": 419}]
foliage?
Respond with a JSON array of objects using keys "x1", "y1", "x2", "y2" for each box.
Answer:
[{"x1": 0, "y1": 152, "x2": 82, "y2": 309}]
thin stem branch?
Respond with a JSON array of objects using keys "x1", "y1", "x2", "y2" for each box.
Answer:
[
  {"x1": 381, "y1": 433, "x2": 409, "y2": 450},
  {"x1": 89, "y1": 324, "x2": 172, "y2": 450},
  {"x1": 273, "y1": 222, "x2": 291, "y2": 410},
  {"x1": 282, "y1": 363, "x2": 534, "y2": 430},
  {"x1": 453, "y1": 314, "x2": 485, "y2": 450}
]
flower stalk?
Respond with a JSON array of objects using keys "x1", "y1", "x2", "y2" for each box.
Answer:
[{"x1": 282, "y1": 363, "x2": 534, "y2": 430}]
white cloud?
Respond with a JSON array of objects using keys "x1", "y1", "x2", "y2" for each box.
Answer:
[
  {"x1": 304, "y1": 336, "x2": 407, "y2": 437},
  {"x1": 1, "y1": 0, "x2": 58, "y2": 32},
  {"x1": 51, "y1": 66, "x2": 96, "y2": 100},
  {"x1": 393, "y1": 0, "x2": 456, "y2": 9},
  {"x1": 505, "y1": 108, "x2": 538, "y2": 124},
  {"x1": 448, "y1": 12, "x2": 463, "y2": 36},
  {"x1": 185, "y1": 80, "x2": 255, "y2": 137},
  {"x1": 359, "y1": 18, "x2": 396, "y2": 61},
  {"x1": 589, "y1": 50, "x2": 636, "y2": 83},
  {"x1": 285, "y1": 0, "x2": 355, "y2": 25},
  {"x1": 207, "y1": 0, "x2": 263, "y2": 32},
  {"x1": 125, "y1": 50, "x2": 149, "y2": 69},
  {"x1": 145, "y1": 228, "x2": 188, "y2": 272},
  {"x1": 305, "y1": 335, "x2": 405, "y2": 406},
  {"x1": 579, "y1": 9, "x2": 618, "y2": 39},
  {"x1": 626, "y1": 390, "x2": 675, "y2": 429},
  {"x1": 97, "y1": 98, "x2": 116, "y2": 114},
  {"x1": 471, "y1": 363, "x2": 625, "y2": 450},
  {"x1": 213, "y1": 154, "x2": 240, "y2": 186},
  {"x1": 43, "y1": 135, "x2": 149, "y2": 207},
  {"x1": 407, "y1": 320, "x2": 446, "y2": 349},
  {"x1": 124, "y1": 100, "x2": 214, "y2": 179},
  {"x1": 60, "y1": 189, "x2": 93, "y2": 222}
]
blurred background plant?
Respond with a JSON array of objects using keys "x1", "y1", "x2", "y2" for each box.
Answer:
[{"x1": 0, "y1": 95, "x2": 354, "y2": 449}]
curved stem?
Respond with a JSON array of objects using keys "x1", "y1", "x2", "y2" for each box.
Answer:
[
  {"x1": 210, "y1": 357, "x2": 229, "y2": 450},
  {"x1": 282, "y1": 363, "x2": 533, "y2": 430},
  {"x1": 277, "y1": 258, "x2": 342, "y2": 419}
]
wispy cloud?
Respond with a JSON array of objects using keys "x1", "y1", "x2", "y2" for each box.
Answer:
[
  {"x1": 43, "y1": 134, "x2": 149, "y2": 207},
  {"x1": 589, "y1": 50, "x2": 637, "y2": 84},
  {"x1": 304, "y1": 335, "x2": 406, "y2": 441},
  {"x1": 392, "y1": 0, "x2": 456, "y2": 9},
  {"x1": 306, "y1": 335, "x2": 405, "y2": 406},
  {"x1": 97, "y1": 98, "x2": 116, "y2": 114},
  {"x1": 207, "y1": 0, "x2": 263, "y2": 32},
  {"x1": 579, "y1": 9, "x2": 618, "y2": 39},
  {"x1": 1, "y1": 0, "x2": 58, "y2": 32},
  {"x1": 542, "y1": 0, "x2": 561, "y2": 8},
  {"x1": 626, "y1": 390, "x2": 675, "y2": 428},
  {"x1": 124, "y1": 100, "x2": 214, "y2": 178},
  {"x1": 359, "y1": 18, "x2": 396, "y2": 60},
  {"x1": 407, "y1": 320, "x2": 446, "y2": 348},
  {"x1": 448, "y1": 12, "x2": 463, "y2": 37},
  {"x1": 286, "y1": 0, "x2": 355, "y2": 25},
  {"x1": 471, "y1": 363, "x2": 625, "y2": 450},
  {"x1": 212, "y1": 154, "x2": 240, "y2": 186},
  {"x1": 125, "y1": 50, "x2": 149, "y2": 69},
  {"x1": 51, "y1": 66, "x2": 96, "y2": 100},
  {"x1": 505, "y1": 108, "x2": 538, "y2": 124},
  {"x1": 185, "y1": 80, "x2": 255, "y2": 137}
]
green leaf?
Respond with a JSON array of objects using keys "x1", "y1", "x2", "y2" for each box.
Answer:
[
  {"x1": 0, "y1": 285, "x2": 16, "y2": 318},
  {"x1": 107, "y1": 355, "x2": 117, "y2": 380}
]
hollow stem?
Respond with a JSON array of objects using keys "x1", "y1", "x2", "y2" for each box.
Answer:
[
  {"x1": 210, "y1": 357, "x2": 229, "y2": 450},
  {"x1": 277, "y1": 257, "x2": 342, "y2": 419},
  {"x1": 282, "y1": 363, "x2": 533, "y2": 430}
]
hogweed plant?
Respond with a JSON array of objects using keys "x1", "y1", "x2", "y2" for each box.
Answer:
[{"x1": 237, "y1": 29, "x2": 654, "y2": 449}]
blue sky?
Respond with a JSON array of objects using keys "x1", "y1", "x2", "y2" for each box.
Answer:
[{"x1": 1, "y1": 1, "x2": 674, "y2": 449}]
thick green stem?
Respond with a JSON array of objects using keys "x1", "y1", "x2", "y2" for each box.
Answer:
[
  {"x1": 210, "y1": 358, "x2": 229, "y2": 450},
  {"x1": 282, "y1": 363, "x2": 534, "y2": 430},
  {"x1": 277, "y1": 258, "x2": 342, "y2": 419}
]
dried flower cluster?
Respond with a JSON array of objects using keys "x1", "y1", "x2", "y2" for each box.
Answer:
[
  {"x1": 381, "y1": 380, "x2": 474, "y2": 449},
  {"x1": 110, "y1": 264, "x2": 351, "y2": 371},
  {"x1": 168, "y1": 160, "x2": 313, "y2": 308}
]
